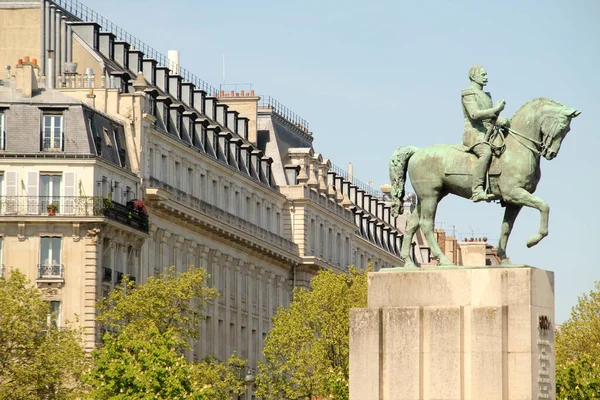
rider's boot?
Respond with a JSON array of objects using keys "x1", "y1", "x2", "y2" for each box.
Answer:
[
  {"x1": 470, "y1": 186, "x2": 490, "y2": 202},
  {"x1": 471, "y1": 144, "x2": 493, "y2": 202}
]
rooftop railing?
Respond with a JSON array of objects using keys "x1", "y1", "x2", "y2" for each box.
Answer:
[
  {"x1": 258, "y1": 96, "x2": 310, "y2": 133},
  {"x1": 51, "y1": 0, "x2": 218, "y2": 94},
  {"x1": 330, "y1": 163, "x2": 384, "y2": 199}
]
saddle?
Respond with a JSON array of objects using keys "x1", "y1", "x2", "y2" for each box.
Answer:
[{"x1": 445, "y1": 144, "x2": 502, "y2": 176}]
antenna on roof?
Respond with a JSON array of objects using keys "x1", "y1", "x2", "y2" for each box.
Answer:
[{"x1": 222, "y1": 54, "x2": 226, "y2": 85}]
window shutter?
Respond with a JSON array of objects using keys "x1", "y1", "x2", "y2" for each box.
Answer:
[
  {"x1": 5, "y1": 171, "x2": 17, "y2": 214},
  {"x1": 63, "y1": 172, "x2": 76, "y2": 215},
  {"x1": 26, "y1": 171, "x2": 39, "y2": 214}
]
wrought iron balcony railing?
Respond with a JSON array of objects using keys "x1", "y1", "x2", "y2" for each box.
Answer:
[
  {"x1": 0, "y1": 196, "x2": 149, "y2": 233},
  {"x1": 38, "y1": 264, "x2": 64, "y2": 279}
]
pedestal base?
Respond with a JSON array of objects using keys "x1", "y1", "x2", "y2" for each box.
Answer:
[{"x1": 349, "y1": 266, "x2": 555, "y2": 400}]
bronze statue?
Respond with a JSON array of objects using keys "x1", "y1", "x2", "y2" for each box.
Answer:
[
  {"x1": 461, "y1": 66, "x2": 508, "y2": 202},
  {"x1": 389, "y1": 69, "x2": 580, "y2": 267}
]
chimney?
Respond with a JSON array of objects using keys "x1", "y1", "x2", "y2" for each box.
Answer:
[
  {"x1": 15, "y1": 58, "x2": 39, "y2": 97},
  {"x1": 167, "y1": 50, "x2": 180, "y2": 74}
]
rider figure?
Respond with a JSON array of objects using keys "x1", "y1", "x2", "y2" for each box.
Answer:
[{"x1": 462, "y1": 66, "x2": 508, "y2": 202}]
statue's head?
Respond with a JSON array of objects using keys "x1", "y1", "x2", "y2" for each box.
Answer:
[{"x1": 469, "y1": 65, "x2": 488, "y2": 87}]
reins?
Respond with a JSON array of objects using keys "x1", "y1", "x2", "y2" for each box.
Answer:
[{"x1": 488, "y1": 125, "x2": 542, "y2": 156}]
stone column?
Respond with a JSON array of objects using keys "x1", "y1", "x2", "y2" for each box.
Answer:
[
  {"x1": 246, "y1": 263, "x2": 256, "y2": 365},
  {"x1": 198, "y1": 245, "x2": 210, "y2": 358},
  {"x1": 160, "y1": 230, "x2": 171, "y2": 271},
  {"x1": 223, "y1": 255, "x2": 233, "y2": 357},
  {"x1": 234, "y1": 260, "x2": 243, "y2": 358},
  {"x1": 174, "y1": 235, "x2": 184, "y2": 272},
  {"x1": 83, "y1": 228, "x2": 101, "y2": 351},
  {"x1": 211, "y1": 250, "x2": 222, "y2": 359}
]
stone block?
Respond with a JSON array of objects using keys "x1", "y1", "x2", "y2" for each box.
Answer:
[
  {"x1": 381, "y1": 307, "x2": 420, "y2": 400},
  {"x1": 349, "y1": 308, "x2": 380, "y2": 400},
  {"x1": 350, "y1": 266, "x2": 555, "y2": 400}
]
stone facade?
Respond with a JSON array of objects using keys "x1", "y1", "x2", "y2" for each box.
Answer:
[{"x1": 0, "y1": 2, "x2": 412, "y2": 397}]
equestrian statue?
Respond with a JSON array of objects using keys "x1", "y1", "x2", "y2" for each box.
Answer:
[{"x1": 389, "y1": 65, "x2": 580, "y2": 268}]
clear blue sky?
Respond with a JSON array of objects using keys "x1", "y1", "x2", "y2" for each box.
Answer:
[{"x1": 89, "y1": 0, "x2": 599, "y2": 322}]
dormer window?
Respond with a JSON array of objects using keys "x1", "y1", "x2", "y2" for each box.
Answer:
[
  {"x1": 163, "y1": 103, "x2": 170, "y2": 132},
  {"x1": 0, "y1": 111, "x2": 5, "y2": 150},
  {"x1": 42, "y1": 112, "x2": 63, "y2": 151}
]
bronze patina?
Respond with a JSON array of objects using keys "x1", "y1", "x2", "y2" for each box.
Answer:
[{"x1": 389, "y1": 67, "x2": 580, "y2": 268}]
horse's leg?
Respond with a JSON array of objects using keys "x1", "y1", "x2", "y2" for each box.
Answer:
[
  {"x1": 419, "y1": 196, "x2": 454, "y2": 266},
  {"x1": 503, "y1": 187, "x2": 549, "y2": 248},
  {"x1": 400, "y1": 204, "x2": 420, "y2": 268},
  {"x1": 496, "y1": 204, "x2": 522, "y2": 264}
]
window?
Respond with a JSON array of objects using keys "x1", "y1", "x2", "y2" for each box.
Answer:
[
  {"x1": 212, "y1": 180, "x2": 218, "y2": 205},
  {"x1": 114, "y1": 128, "x2": 126, "y2": 167},
  {"x1": 40, "y1": 236, "x2": 62, "y2": 277},
  {"x1": 148, "y1": 96, "x2": 156, "y2": 117},
  {"x1": 175, "y1": 112, "x2": 182, "y2": 137},
  {"x1": 163, "y1": 103, "x2": 170, "y2": 132},
  {"x1": 256, "y1": 202, "x2": 261, "y2": 226},
  {"x1": 223, "y1": 186, "x2": 230, "y2": 212},
  {"x1": 175, "y1": 162, "x2": 181, "y2": 189},
  {"x1": 40, "y1": 174, "x2": 62, "y2": 212},
  {"x1": 0, "y1": 112, "x2": 5, "y2": 150},
  {"x1": 187, "y1": 168, "x2": 193, "y2": 195},
  {"x1": 42, "y1": 113, "x2": 63, "y2": 150},
  {"x1": 161, "y1": 155, "x2": 168, "y2": 183},
  {"x1": 149, "y1": 148, "x2": 154, "y2": 177},
  {"x1": 0, "y1": 237, "x2": 3, "y2": 275},
  {"x1": 310, "y1": 219, "x2": 316, "y2": 254},
  {"x1": 48, "y1": 301, "x2": 61, "y2": 328}
]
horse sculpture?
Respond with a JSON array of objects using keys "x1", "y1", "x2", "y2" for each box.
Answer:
[{"x1": 389, "y1": 98, "x2": 580, "y2": 268}]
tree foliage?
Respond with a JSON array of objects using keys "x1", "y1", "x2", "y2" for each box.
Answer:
[
  {"x1": 556, "y1": 281, "x2": 600, "y2": 399},
  {"x1": 256, "y1": 267, "x2": 368, "y2": 400},
  {"x1": 86, "y1": 267, "x2": 246, "y2": 400},
  {"x1": 0, "y1": 270, "x2": 88, "y2": 400}
]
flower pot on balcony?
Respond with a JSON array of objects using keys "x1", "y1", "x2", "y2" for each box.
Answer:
[{"x1": 47, "y1": 203, "x2": 59, "y2": 215}]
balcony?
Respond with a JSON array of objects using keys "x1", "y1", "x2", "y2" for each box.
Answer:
[
  {"x1": 146, "y1": 176, "x2": 298, "y2": 256},
  {"x1": 38, "y1": 263, "x2": 64, "y2": 279},
  {"x1": 0, "y1": 196, "x2": 149, "y2": 234}
]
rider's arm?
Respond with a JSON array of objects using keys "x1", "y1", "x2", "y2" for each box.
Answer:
[{"x1": 463, "y1": 94, "x2": 499, "y2": 120}]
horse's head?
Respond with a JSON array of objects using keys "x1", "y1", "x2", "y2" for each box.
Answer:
[{"x1": 540, "y1": 106, "x2": 580, "y2": 160}]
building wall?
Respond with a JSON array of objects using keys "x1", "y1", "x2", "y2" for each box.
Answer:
[{"x1": 0, "y1": 6, "x2": 40, "y2": 75}]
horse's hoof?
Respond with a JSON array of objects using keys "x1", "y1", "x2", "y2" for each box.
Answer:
[
  {"x1": 438, "y1": 257, "x2": 455, "y2": 266},
  {"x1": 526, "y1": 233, "x2": 544, "y2": 248}
]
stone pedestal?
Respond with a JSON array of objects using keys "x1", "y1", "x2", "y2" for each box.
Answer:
[{"x1": 349, "y1": 266, "x2": 555, "y2": 400}]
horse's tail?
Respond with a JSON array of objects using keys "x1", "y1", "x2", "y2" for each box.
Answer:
[{"x1": 389, "y1": 145, "x2": 419, "y2": 216}]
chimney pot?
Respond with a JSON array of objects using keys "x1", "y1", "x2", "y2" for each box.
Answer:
[
  {"x1": 240, "y1": 90, "x2": 245, "y2": 96},
  {"x1": 18, "y1": 59, "x2": 23, "y2": 65},
  {"x1": 24, "y1": 56, "x2": 30, "y2": 63},
  {"x1": 220, "y1": 90, "x2": 225, "y2": 97},
  {"x1": 230, "y1": 90, "x2": 234, "y2": 96},
  {"x1": 250, "y1": 90, "x2": 255, "y2": 96},
  {"x1": 32, "y1": 58, "x2": 37, "y2": 66}
]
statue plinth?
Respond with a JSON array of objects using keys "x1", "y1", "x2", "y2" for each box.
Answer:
[{"x1": 349, "y1": 266, "x2": 555, "y2": 400}]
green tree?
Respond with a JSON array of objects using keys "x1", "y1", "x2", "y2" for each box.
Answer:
[
  {"x1": 0, "y1": 270, "x2": 88, "y2": 400},
  {"x1": 86, "y1": 267, "x2": 247, "y2": 400},
  {"x1": 556, "y1": 281, "x2": 600, "y2": 399},
  {"x1": 256, "y1": 267, "x2": 368, "y2": 400}
]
